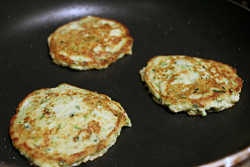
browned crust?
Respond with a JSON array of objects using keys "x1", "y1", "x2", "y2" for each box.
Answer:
[
  {"x1": 9, "y1": 88, "x2": 47, "y2": 137},
  {"x1": 9, "y1": 84, "x2": 129, "y2": 166},
  {"x1": 142, "y1": 55, "x2": 243, "y2": 111},
  {"x1": 48, "y1": 16, "x2": 134, "y2": 70}
]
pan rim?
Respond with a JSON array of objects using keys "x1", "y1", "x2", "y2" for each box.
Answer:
[{"x1": 200, "y1": 146, "x2": 250, "y2": 166}]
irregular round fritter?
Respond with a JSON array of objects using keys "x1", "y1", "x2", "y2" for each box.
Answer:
[
  {"x1": 9, "y1": 84, "x2": 131, "y2": 167},
  {"x1": 140, "y1": 55, "x2": 243, "y2": 116},
  {"x1": 48, "y1": 16, "x2": 133, "y2": 70}
]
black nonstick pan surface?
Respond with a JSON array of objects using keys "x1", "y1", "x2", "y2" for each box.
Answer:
[{"x1": 1, "y1": 0, "x2": 250, "y2": 166}]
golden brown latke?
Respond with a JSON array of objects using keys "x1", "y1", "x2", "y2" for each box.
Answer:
[
  {"x1": 140, "y1": 55, "x2": 243, "y2": 116},
  {"x1": 9, "y1": 84, "x2": 131, "y2": 167},
  {"x1": 48, "y1": 16, "x2": 133, "y2": 70}
]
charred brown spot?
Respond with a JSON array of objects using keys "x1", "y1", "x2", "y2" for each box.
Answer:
[
  {"x1": 23, "y1": 142, "x2": 32, "y2": 151},
  {"x1": 12, "y1": 137, "x2": 19, "y2": 143},
  {"x1": 24, "y1": 116, "x2": 30, "y2": 122},
  {"x1": 87, "y1": 120, "x2": 101, "y2": 134},
  {"x1": 73, "y1": 136, "x2": 79, "y2": 142},
  {"x1": 42, "y1": 107, "x2": 51, "y2": 115}
]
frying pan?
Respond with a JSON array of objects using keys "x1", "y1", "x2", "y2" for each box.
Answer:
[{"x1": 1, "y1": 0, "x2": 250, "y2": 166}]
